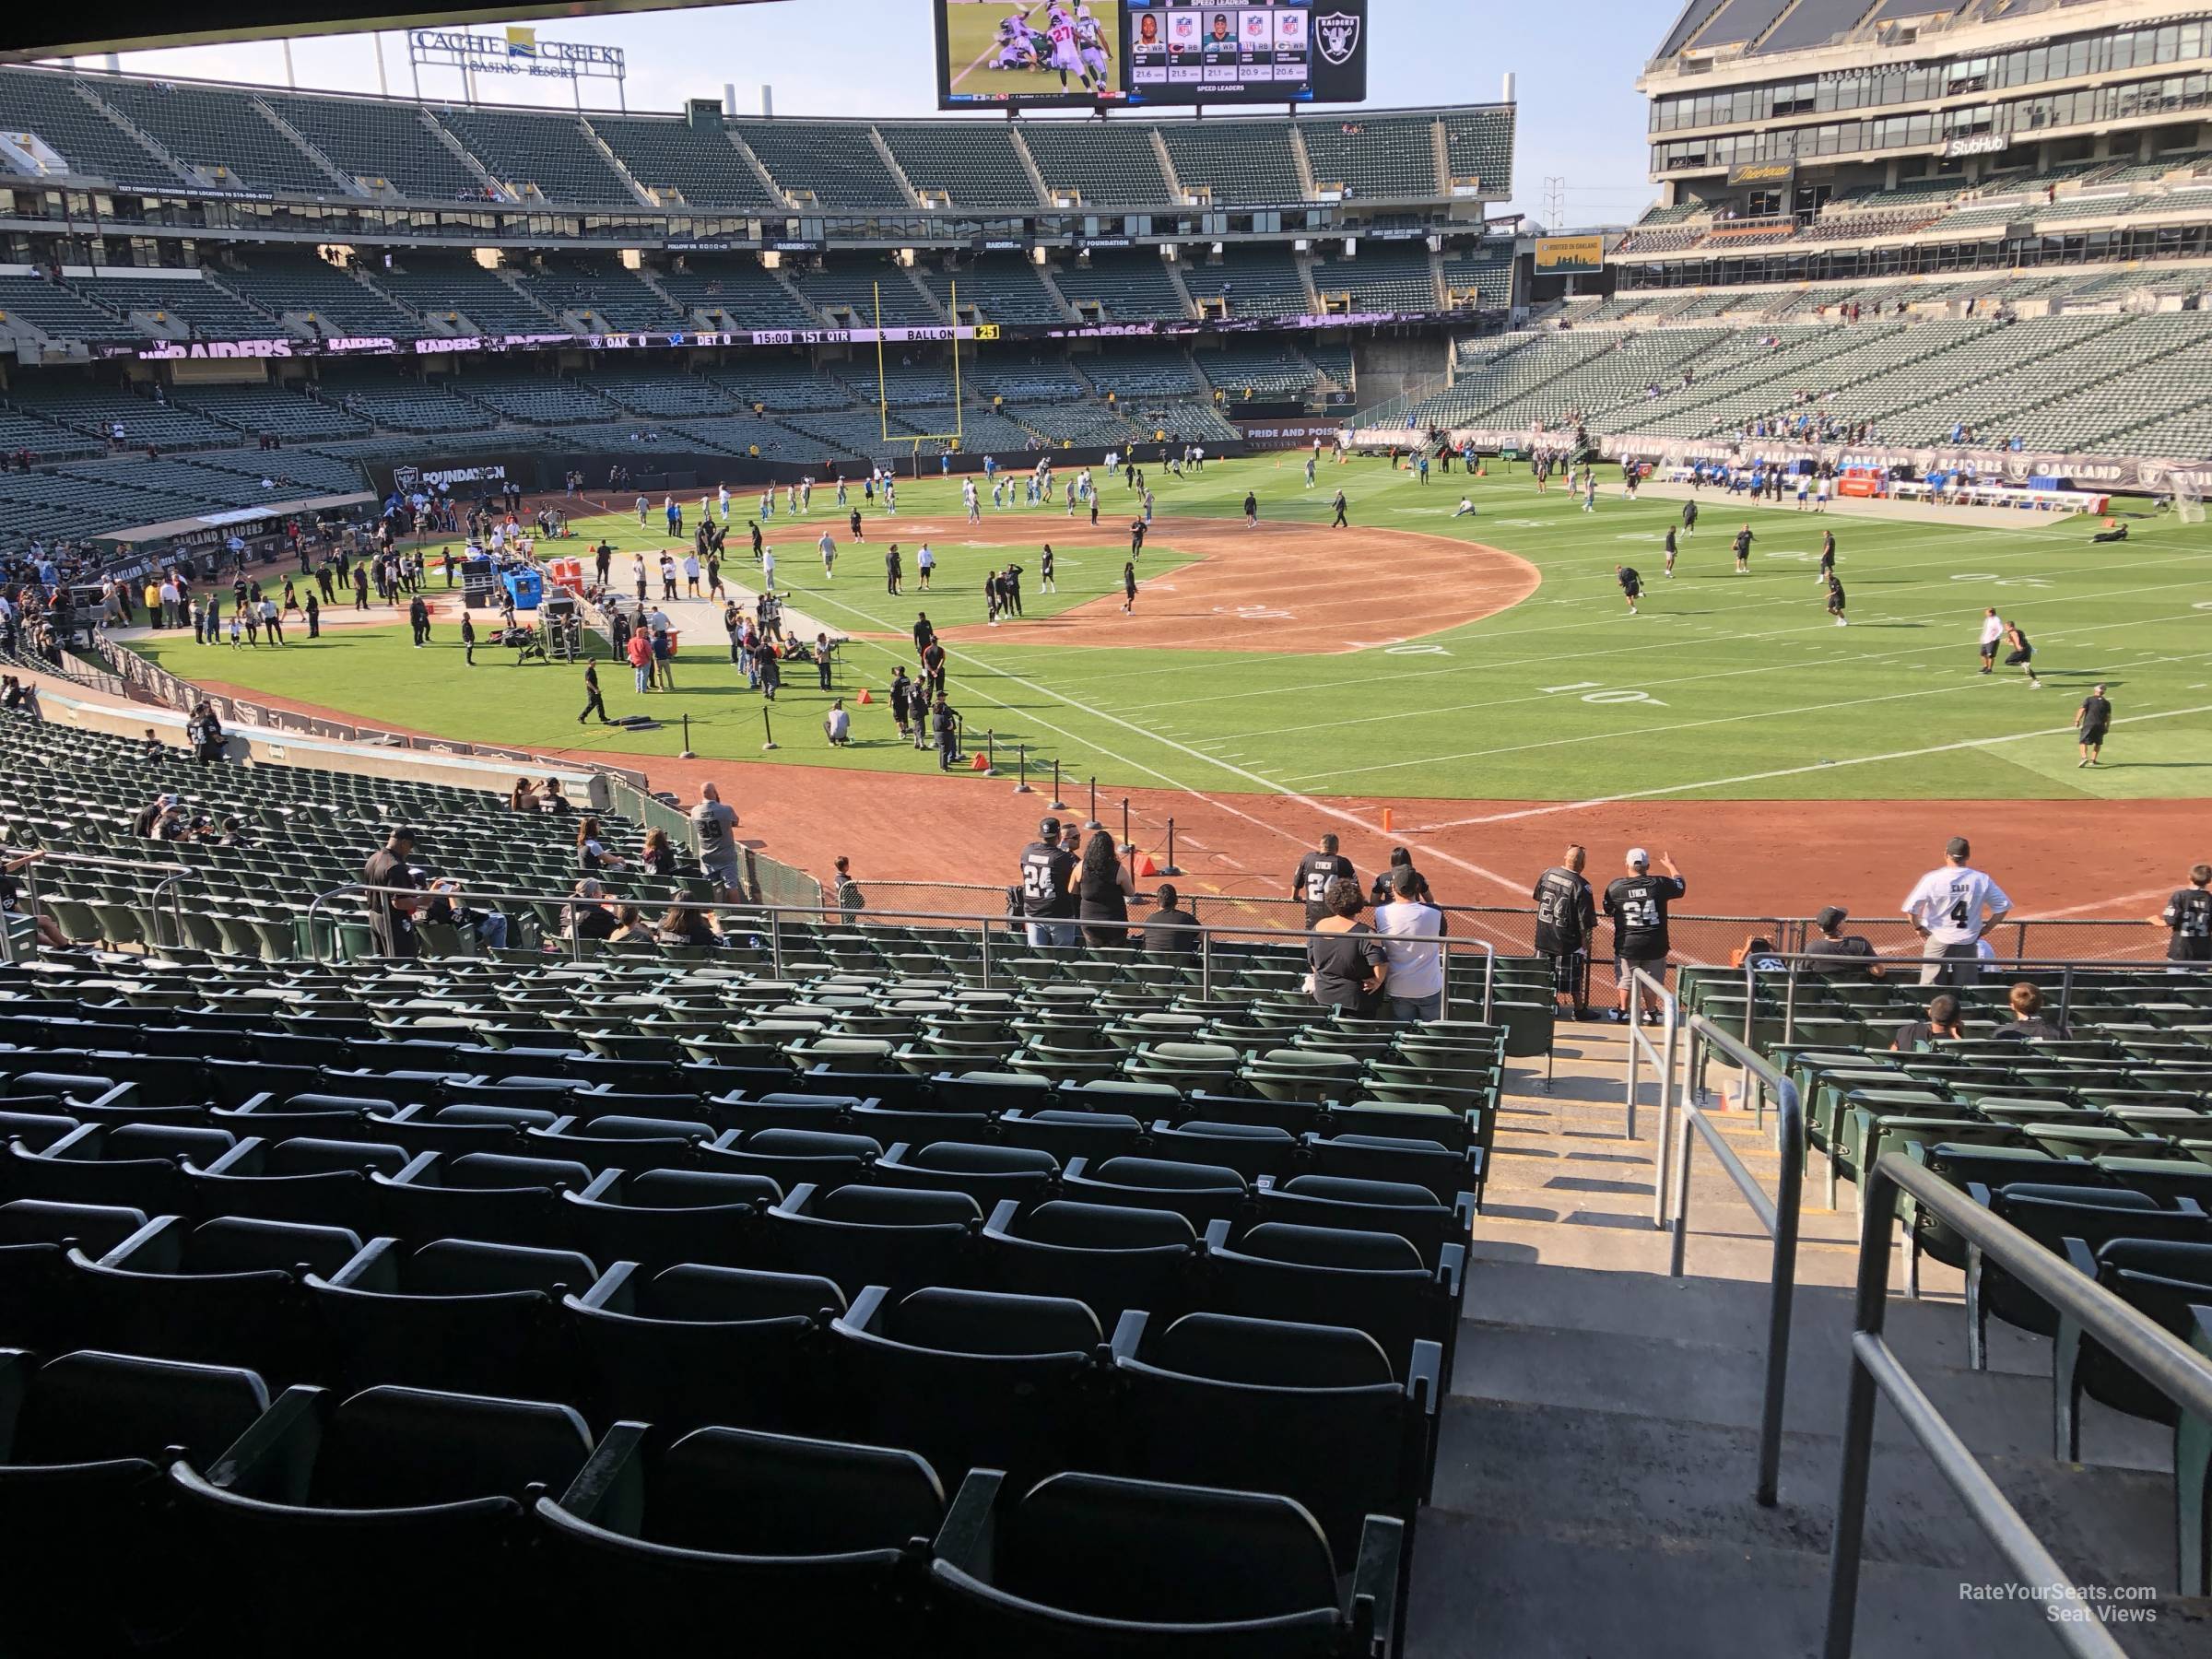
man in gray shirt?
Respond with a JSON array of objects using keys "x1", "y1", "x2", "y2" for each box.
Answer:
[{"x1": 691, "y1": 782, "x2": 741, "y2": 900}]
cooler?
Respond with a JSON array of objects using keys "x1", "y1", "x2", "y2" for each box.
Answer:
[{"x1": 502, "y1": 567, "x2": 544, "y2": 610}]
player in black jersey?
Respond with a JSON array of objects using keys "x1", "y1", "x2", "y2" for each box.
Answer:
[
  {"x1": 1017, "y1": 817, "x2": 1081, "y2": 948},
  {"x1": 1817, "y1": 529, "x2": 1836, "y2": 586},
  {"x1": 2156, "y1": 864, "x2": 2212, "y2": 965},
  {"x1": 1826, "y1": 573, "x2": 1847, "y2": 627},
  {"x1": 1732, "y1": 524, "x2": 1754, "y2": 574},
  {"x1": 1531, "y1": 845, "x2": 1597, "y2": 1018},
  {"x1": 1291, "y1": 833, "x2": 1358, "y2": 928},
  {"x1": 1663, "y1": 526, "x2": 1677, "y2": 579},
  {"x1": 1617, "y1": 564, "x2": 1642, "y2": 616},
  {"x1": 1682, "y1": 498, "x2": 1698, "y2": 535},
  {"x1": 2074, "y1": 683, "x2": 2111, "y2": 767},
  {"x1": 1603, "y1": 847, "x2": 1687, "y2": 1024}
]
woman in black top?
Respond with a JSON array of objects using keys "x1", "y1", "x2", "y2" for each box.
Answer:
[
  {"x1": 641, "y1": 827, "x2": 677, "y2": 878},
  {"x1": 1308, "y1": 878, "x2": 1385, "y2": 1015},
  {"x1": 656, "y1": 904, "x2": 715, "y2": 947},
  {"x1": 1077, "y1": 829, "x2": 1136, "y2": 950},
  {"x1": 576, "y1": 817, "x2": 627, "y2": 873}
]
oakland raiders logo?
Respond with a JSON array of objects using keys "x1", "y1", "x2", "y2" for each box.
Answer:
[
  {"x1": 393, "y1": 466, "x2": 422, "y2": 493},
  {"x1": 1316, "y1": 10, "x2": 1360, "y2": 65}
]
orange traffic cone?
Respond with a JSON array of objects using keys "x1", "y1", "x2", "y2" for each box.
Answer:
[
  {"x1": 971, "y1": 752, "x2": 993, "y2": 771},
  {"x1": 856, "y1": 688, "x2": 873, "y2": 704},
  {"x1": 1135, "y1": 853, "x2": 1158, "y2": 877}
]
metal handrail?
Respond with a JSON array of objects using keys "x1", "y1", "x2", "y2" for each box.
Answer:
[
  {"x1": 1824, "y1": 1151, "x2": 2212, "y2": 1655},
  {"x1": 309, "y1": 880, "x2": 1497, "y2": 1017},
  {"x1": 14, "y1": 849, "x2": 197, "y2": 962},
  {"x1": 1665, "y1": 1011, "x2": 1805, "y2": 1508},
  {"x1": 1622, "y1": 965, "x2": 1677, "y2": 1193},
  {"x1": 1741, "y1": 951, "x2": 2204, "y2": 1048}
]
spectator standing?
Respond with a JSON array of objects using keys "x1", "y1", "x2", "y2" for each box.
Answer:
[
  {"x1": 1374, "y1": 867, "x2": 1447, "y2": 1022},
  {"x1": 1307, "y1": 880, "x2": 1385, "y2": 1015},
  {"x1": 1900, "y1": 836, "x2": 2011, "y2": 987},
  {"x1": 2074, "y1": 683, "x2": 2112, "y2": 768},
  {"x1": 833, "y1": 857, "x2": 865, "y2": 923},
  {"x1": 1077, "y1": 829, "x2": 1137, "y2": 950},
  {"x1": 1532, "y1": 845, "x2": 1597, "y2": 1019},
  {"x1": 1016, "y1": 817, "x2": 1081, "y2": 948},
  {"x1": 2154, "y1": 864, "x2": 2212, "y2": 967},
  {"x1": 691, "y1": 782, "x2": 742, "y2": 900},
  {"x1": 1291, "y1": 833, "x2": 1358, "y2": 928},
  {"x1": 361, "y1": 826, "x2": 423, "y2": 959},
  {"x1": 1603, "y1": 848, "x2": 1686, "y2": 1024}
]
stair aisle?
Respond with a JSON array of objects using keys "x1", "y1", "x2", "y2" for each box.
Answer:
[{"x1": 1406, "y1": 1023, "x2": 2211, "y2": 1656}]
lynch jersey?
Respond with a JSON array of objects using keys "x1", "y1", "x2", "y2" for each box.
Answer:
[
  {"x1": 1605, "y1": 873, "x2": 1686, "y2": 959},
  {"x1": 2163, "y1": 887, "x2": 2212, "y2": 961},
  {"x1": 1532, "y1": 867, "x2": 1595, "y2": 954},
  {"x1": 1018, "y1": 841, "x2": 1078, "y2": 918},
  {"x1": 1293, "y1": 851, "x2": 1357, "y2": 913}
]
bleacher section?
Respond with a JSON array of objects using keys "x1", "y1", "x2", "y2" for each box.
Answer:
[
  {"x1": 67, "y1": 275, "x2": 274, "y2": 341},
  {"x1": 163, "y1": 382, "x2": 370, "y2": 444},
  {"x1": 86, "y1": 78, "x2": 335, "y2": 196},
  {"x1": 6, "y1": 383, "x2": 243, "y2": 452},
  {"x1": 1441, "y1": 246, "x2": 1514, "y2": 309},
  {"x1": 1159, "y1": 122, "x2": 1302, "y2": 206},
  {"x1": 264, "y1": 91, "x2": 484, "y2": 200},
  {"x1": 1077, "y1": 347, "x2": 1204, "y2": 402},
  {"x1": 1194, "y1": 342, "x2": 1322, "y2": 400},
  {"x1": 1018, "y1": 120, "x2": 1171, "y2": 205},
  {"x1": 924, "y1": 259, "x2": 1066, "y2": 325},
  {"x1": 432, "y1": 107, "x2": 639, "y2": 208},
  {"x1": 586, "y1": 114, "x2": 778, "y2": 212},
  {"x1": 1312, "y1": 245, "x2": 1441, "y2": 313},
  {"x1": 699, "y1": 360, "x2": 858, "y2": 414},
  {"x1": 215, "y1": 256, "x2": 415, "y2": 336},
  {"x1": 1441, "y1": 109, "x2": 1514, "y2": 192},
  {"x1": 735, "y1": 120, "x2": 910, "y2": 210},
  {"x1": 0, "y1": 66, "x2": 180, "y2": 191},
  {"x1": 1300, "y1": 116, "x2": 1441, "y2": 200},
  {"x1": 878, "y1": 123, "x2": 1040, "y2": 209},
  {"x1": 513, "y1": 259, "x2": 678, "y2": 333},
  {"x1": 1182, "y1": 249, "x2": 1314, "y2": 318},
  {"x1": 1050, "y1": 252, "x2": 1189, "y2": 322},
  {"x1": 792, "y1": 264, "x2": 941, "y2": 326},
  {"x1": 453, "y1": 373, "x2": 618, "y2": 428},
  {"x1": 657, "y1": 263, "x2": 819, "y2": 332},
  {"x1": 374, "y1": 257, "x2": 557, "y2": 337},
  {"x1": 316, "y1": 373, "x2": 494, "y2": 435},
  {"x1": 0, "y1": 275, "x2": 146, "y2": 345}
]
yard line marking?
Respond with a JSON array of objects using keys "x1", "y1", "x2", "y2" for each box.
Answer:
[{"x1": 1403, "y1": 702, "x2": 2212, "y2": 830}]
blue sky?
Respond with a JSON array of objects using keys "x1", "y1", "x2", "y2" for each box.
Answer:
[{"x1": 77, "y1": 0, "x2": 1657, "y2": 226}]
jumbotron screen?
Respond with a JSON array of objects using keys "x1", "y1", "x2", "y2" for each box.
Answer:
[{"x1": 934, "y1": 0, "x2": 1368, "y2": 110}]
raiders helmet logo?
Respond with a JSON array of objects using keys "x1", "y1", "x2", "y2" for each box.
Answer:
[{"x1": 1316, "y1": 10, "x2": 1360, "y2": 65}]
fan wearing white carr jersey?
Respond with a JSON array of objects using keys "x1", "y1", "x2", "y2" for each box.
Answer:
[{"x1": 1900, "y1": 835, "x2": 2013, "y2": 989}]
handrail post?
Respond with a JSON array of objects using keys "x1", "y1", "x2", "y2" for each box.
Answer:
[
  {"x1": 979, "y1": 916, "x2": 992, "y2": 990},
  {"x1": 1480, "y1": 942, "x2": 1494, "y2": 1024},
  {"x1": 1757, "y1": 1075, "x2": 1804, "y2": 1508},
  {"x1": 1822, "y1": 1157, "x2": 1903, "y2": 1658},
  {"x1": 1438, "y1": 935, "x2": 1451, "y2": 1023},
  {"x1": 2057, "y1": 962, "x2": 2075, "y2": 1031},
  {"x1": 768, "y1": 906, "x2": 783, "y2": 976},
  {"x1": 1199, "y1": 922, "x2": 1212, "y2": 999},
  {"x1": 1783, "y1": 957, "x2": 1799, "y2": 1045}
]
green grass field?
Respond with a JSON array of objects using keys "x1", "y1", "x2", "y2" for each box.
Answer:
[
  {"x1": 132, "y1": 454, "x2": 2212, "y2": 806},
  {"x1": 942, "y1": 0, "x2": 1123, "y2": 101}
]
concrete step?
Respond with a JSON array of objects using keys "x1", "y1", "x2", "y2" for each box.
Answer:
[
  {"x1": 1431, "y1": 1395, "x2": 2177, "y2": 1583},
  {"x1": 1450, "y1": 1320, "x2": 2173, "y2": 1473},
  {"x1": 1462, "y1": 1258, "x2": 2048, "y2": 1377},
  {"x1": 1404, "y1": 1510, "x2": 2210, "y2": 1659}
]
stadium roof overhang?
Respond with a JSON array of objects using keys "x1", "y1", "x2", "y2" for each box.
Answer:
[{"x1": 0, "y1": 0, "x2": 773, "y2": 64}]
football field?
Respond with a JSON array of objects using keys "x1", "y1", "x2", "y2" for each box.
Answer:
[
  {"x1": 942, "y1": 0, "x2": 1123, "y2": 100},
  {"x1": 131, "y1": 454, "x2": 2212, "y2": 808}
]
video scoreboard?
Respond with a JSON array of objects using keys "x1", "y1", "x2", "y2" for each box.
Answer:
[{"x1": 935, "y1": 0, "x2": 1366, "y2": 111}]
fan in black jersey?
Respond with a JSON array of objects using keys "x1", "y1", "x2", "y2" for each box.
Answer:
[
  {"x1": 1602, "y1": 847, "x2": 1687, "y2": 1024},
  {"x1": 1017, "y1": 817, "x2": 1081, "y2": 949},
  {"x1": 2155, "y1": 864, "x2": 2212, "y2": 965},
  {"x1": 1291, "y1": 834, "x2": 1358, "y2": 928},
  {"x1": 1531, "y1": 844, "x2": 1597, "y2": 1019}
]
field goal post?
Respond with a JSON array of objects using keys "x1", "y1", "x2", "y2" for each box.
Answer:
[{"x1": 877, "y1": 278, "x2": 964, "y2": 478}]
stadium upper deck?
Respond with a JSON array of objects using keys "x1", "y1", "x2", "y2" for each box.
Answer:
[
  {"x1": 0, "y1": 64, "x2": 1513, "y2": 245},
  {"x1": 1615, "y1": 0, "x2": 2212, "y2": 289}
]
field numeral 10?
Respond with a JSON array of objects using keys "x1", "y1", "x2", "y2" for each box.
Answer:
[{"x1": 1541, "y1": 681, "x2": 1668, "y2": 706}]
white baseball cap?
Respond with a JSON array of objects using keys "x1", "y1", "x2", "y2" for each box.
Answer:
[{"x1": 1626, "y1": 847, "x2": 1650, "y2": 867}]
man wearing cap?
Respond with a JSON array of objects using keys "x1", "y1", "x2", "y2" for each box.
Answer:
[
  {"x1": 1532, "y1": 845, "x2": 1598, "y2": 1020},
  {"x1": 1900, "y1": 836, "x2": 2012, "y2": 988},
  {"x1": 1802, "y1": 906, "x2": 1884, "y2": 978},
  {"x1": 361, "y1": 826, "x2": 424, "y2": 959},
  {"x1": 1603, "y1": 848, "x2": 1686, "y2": 1024},
  {"x1": 1017, "y1": 818, "x2": 1081, "y2": 949}
]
